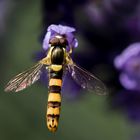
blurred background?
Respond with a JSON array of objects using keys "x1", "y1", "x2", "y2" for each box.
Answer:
[{"x1": 1, "y1": 0, "x2": 140, "y2": 140}]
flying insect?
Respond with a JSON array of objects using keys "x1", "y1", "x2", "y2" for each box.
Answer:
[{"x1": 4, "y1": 25, "x2": 107, "y2": 132}]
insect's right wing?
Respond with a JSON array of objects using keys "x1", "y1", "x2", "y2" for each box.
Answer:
[
  {"x1": 4, "y1": 56, "x2": 51, "y2": 93},
  {"x1": 66, "y1": 56, "x2": 107, "y2": 95}
]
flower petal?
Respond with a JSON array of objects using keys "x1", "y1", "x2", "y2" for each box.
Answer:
[
  {"x1": 58, "y1": 24, "x2": 75, "y2": 34},
  {"x1": 114, "y1": 43, "x2": 140, "y2": 69},
  {"x1": 43, "y1": 31, "x2": 51, "y2": 50},
  {"x1": 119, "y1": 73, "x2": 140, "y2": 91}
]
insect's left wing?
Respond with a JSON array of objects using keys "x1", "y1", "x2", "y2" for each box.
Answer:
[
  {"x1": 66, "y1": 57, "x2": 107, "y2": 95},
  {"x1": 5, "y1": 62, "x2": 46, "y2": 92}
]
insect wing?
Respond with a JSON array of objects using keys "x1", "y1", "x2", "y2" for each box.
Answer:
[
  {"x1": 5, "y1": 63, "x2": 44, "y2": 92},
  {"x1": 67, "y1": 63, "x2": 107, "y2": 95}
]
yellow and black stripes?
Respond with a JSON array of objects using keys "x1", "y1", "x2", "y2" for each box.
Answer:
[
  {"x1": 46, "y1": 64, "x2": 63, "y2": 132},
  {"x1": 47, "y1": 92, "x2": 61, "y2": 132},
  {"x1": 46, "y1": 43, "x2": 66, "y2": 132}
]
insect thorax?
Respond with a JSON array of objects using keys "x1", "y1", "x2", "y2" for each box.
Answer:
[
  {"x1": 51, "y1": 46, "x2": 65, "y2": 65},
  {"x1": 49, "y1": 36, "x2": 66, "y2": 64}
]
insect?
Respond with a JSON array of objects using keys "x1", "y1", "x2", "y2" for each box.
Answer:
[{"x1": 4, "y1": 25, "x2": 107, "y2": 132}]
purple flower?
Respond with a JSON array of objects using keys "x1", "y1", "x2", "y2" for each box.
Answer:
[
  {"x1": 114, "y1": 43, "x2": 140, "y2": 91},
  {"x1": 43, "y1": 24, "x2": 78, "y2": 51}
]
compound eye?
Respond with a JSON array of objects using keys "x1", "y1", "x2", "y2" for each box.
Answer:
[
  {"x1": 60, "y1": 38, "x2": 68, "y2": 46},
  {"x1": 49, "y1": 37, "x2": 59, "y2": 46}
]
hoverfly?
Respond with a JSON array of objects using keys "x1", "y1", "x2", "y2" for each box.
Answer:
[{"x1": 4, "y1": 25, "x2": 107, "y2": 132}]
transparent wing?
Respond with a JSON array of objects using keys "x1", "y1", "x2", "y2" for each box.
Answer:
[
  {"x1": 4, "y1": 62, "x2": 45, "y2": 92},
  {"x1": 67, "y1": 63, "x2": 107, "y2": 95}
]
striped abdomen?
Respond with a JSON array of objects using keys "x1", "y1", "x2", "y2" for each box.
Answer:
[{"x1": 46, "y1": 46, "x2": 64, "y2": 132}]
